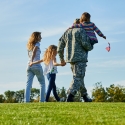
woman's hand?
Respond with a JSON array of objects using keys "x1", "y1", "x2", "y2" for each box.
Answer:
[{"x1": 29, "y1": 62, "x2": 33, "y2": 66}]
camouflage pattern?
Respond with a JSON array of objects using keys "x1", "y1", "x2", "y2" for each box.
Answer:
[
  {"x1": 67, "y1": 62, "x2": 87, "y2": 96},
  {"x1": 57, "y1": 28, "x2": 93, "y2": 63},
  {"x1": 57, "y1": 28, "x2": 93, "y2": 96}
]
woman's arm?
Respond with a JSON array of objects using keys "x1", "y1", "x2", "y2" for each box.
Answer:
[
  {"x1": 29, "y1": 45, "x2": 43, "y2": 66},
  {"x1": 31, "y1": 46, "x2": 38, "y2": 62},
  {"x1": 29, "y1": 59, "x2": 43, "y2": 66}
]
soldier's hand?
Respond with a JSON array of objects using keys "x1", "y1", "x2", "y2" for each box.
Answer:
[{"x1": 61, "y1": 60, "x2": 66, "y2": 66}]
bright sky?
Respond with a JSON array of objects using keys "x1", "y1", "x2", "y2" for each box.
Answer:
[{"x1": 0, "y1": 0, "x2": 125, "y2": 96}]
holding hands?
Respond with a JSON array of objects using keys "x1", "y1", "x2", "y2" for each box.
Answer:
[
  {"x1": 29, "y1": 59, "x2": 66, "y2": 67},
  {"x1": 29, "y1": 60, "x2": 43, "y2": 67},
  {"x1": 61, "y1": 60, "x2": 66, "y2": 66}
]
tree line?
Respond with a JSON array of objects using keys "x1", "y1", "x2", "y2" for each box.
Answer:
[
  {"x1": 0, "y1": 82, "x2": 125, "y2": 103},
  {"x1": 0, "y1": 87, "x2": 67, "y2": 103},
  {"x1": 92, "y1": 82, "x2": 125, "y2": 102}
]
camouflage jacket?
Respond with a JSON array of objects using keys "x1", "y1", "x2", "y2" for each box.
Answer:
[{"x1": 57, "y1": 28, "x2": 93, "y2": 63}]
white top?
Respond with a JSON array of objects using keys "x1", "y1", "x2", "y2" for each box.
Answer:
[
  {"x1": 43, "y1": 60, "x2": 58, "y2": 75},
  {"x1": 28, "y1": 42, "x2": 41, "y2": 66}
]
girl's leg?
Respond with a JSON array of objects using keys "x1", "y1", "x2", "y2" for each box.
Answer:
[
  {"x1": 35, "y1": 66, "x2": 45, "y2": 102},
  {"x1": 24, "y1": 67, "x2": 34, "y2": 102},
  {"x1": 52, "y1": 74, "x2": 60, "y2": 101},
  {"x1": 45, "y1": 73, "x2": 54, "y2": 102}
]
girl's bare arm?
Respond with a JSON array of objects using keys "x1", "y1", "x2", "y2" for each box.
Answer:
[
  {"x1": 53, "y1": 58, "x2": 66, "y2": 66},
  {"x1": 53, "y1": 58, "x2": 61, "y2": 66}
]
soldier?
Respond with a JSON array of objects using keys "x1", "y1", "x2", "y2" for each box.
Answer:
[{"x1": 57, "y1": 27, "x2": 93, "y2": 102}]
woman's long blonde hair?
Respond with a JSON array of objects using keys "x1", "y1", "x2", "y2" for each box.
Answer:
[
  {"x1": 27, "y1": 32, "x2": 41, "y2": 50},
  {"x1": 43, "y1": 45, "x2": 57, "y2": 65},
  {"x1": 80, "y1": 12, "x2": 91, "y2": 23}
]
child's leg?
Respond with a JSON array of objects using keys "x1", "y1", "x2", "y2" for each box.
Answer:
[
  {"x1": 45, "y1": 73, "x2": 55, "y2": 102},
  {"x1": 52, "y1": 74, "x2": 60, "y2": 101}
]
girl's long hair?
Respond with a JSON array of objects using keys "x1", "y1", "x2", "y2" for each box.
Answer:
[
  {"x1": 80, "y1": 12, "x2": 91, "y2": 23},
  {"x1": 27, "y1": 32, "x2": 41, "y2": 50},
  {"x1": 43, "y1": 45, "x2": 57, "y2": 65}
]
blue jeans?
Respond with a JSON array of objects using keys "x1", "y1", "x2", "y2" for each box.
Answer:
[
  {"x1": 24, "y1": 65, "x2": 45, "y2": 102},
  {"x1": 45, "y1": 73, "x2": 60, "y2": 102}
]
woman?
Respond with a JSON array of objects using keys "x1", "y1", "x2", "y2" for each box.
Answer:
[{"x1": 24, "y1": 32, "x2": 45, "y2": 102}]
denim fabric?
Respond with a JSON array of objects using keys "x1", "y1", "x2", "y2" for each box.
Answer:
[
  {"x1": 45, "y1": 73, "x2": 60, "y2": 102},
  {"x1": 24, "y1": 65, "x2": 45, "y2": 102}
]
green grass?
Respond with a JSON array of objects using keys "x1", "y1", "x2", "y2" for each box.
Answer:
[{"x1": 0, "y1": 103, "x2": 125, "y2": 125}]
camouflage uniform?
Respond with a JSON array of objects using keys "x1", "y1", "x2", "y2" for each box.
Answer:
[{"x1": 57, "y1": 28, "x2": 93, "y2": 97}]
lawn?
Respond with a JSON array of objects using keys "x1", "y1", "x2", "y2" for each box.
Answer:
[{"x1": 0, "y1": 102, "x2": 125, "y2": 125}]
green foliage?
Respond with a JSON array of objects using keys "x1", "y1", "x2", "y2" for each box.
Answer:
[
  {"x1": 106, "y1": 84, "x2": 125, "y2": 102},
  {"x1": 92, "y1": 82, "x2": 107, "y2": 102},
  {"x1": 1, "y1": 84, "x2": 125, "y2": 103},
  {"x1": 14, "y1": 90, "x2": 24, "y2": 103},
  {"x1": 59, "y1": 87, "x2": 67, "y2": 98},
  {"x1": 0, "y1": 94, "x2": 5, "y2": 103},
  {"x1": 30, "y1": 88, "x2": 40, "y2": 102},
  {"x1": 3, "y1": 88, "x2": 40, "y2": 103},
  {"x1": 4, "y1": 90, "x2": 16, "y2": 103},
  {"x1": 0, "y1": 103, "x2": 125, "y2": 125},
  {"x1": 92, "y1": 82, "x2": 125, "y2": 102}
]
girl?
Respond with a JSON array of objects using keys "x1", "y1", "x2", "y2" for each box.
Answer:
[
  {"x1": 30, "y1": 45, "x2": 66, "y2": 102},
  {"x1": 70, "y1": 12, "x2": 106, "y2": 45},
  {"x1": 25, "y1": 32, "x2": 45, "y2": 102}
]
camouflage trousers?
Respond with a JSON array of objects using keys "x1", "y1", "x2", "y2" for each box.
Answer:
[{"x1": 67, "y1": 62, "x2": 87, "y2": 96}]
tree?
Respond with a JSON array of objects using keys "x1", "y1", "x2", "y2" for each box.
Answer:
[
  {"x1": 15, "y1": 90, "x2": 24, "y2": 103},
  {"x1": 30, "y1": 88, "x2": 40, "y2": 102},
  {"x1": 56, "y1": 87, "x2": 67, "y2": 101},
  {"x1": 106, "y1": 84, "x2": 125, "y2": 102},
  {"x1": 4, "y1": 90, "x2": 16, "y2": 103},
  {"x1": 0, "y1": 94, "x2": 5, "y2": 103},
  {"x1": 92, "y1": 82, "x2": 107, "y2": 102},
  {"x1": 56, "y1": 87, "x2": 61, "y2": 96},
  {"x1": 59, "y1": 87, "x2": 67, "y2": 98}
]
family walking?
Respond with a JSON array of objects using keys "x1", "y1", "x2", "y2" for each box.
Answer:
[{"x1": 24, "y1": 12, "x2": 106, "y2": 102}]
